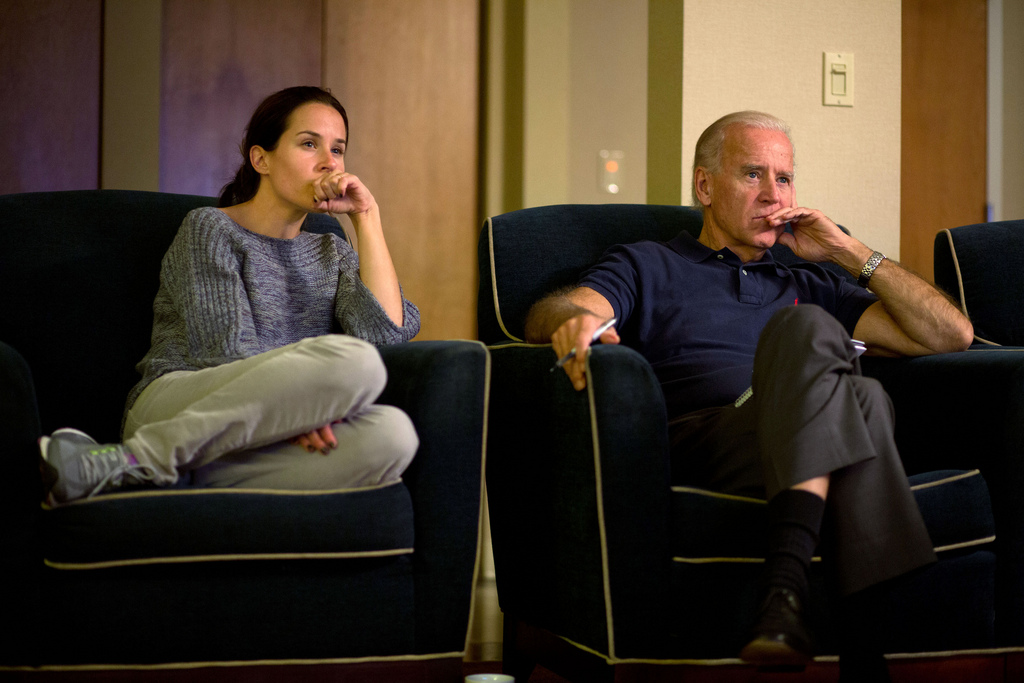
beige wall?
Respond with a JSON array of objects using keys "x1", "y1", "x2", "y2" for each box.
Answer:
[
  {"x1": 522, "y1": 0, "x2": 571, "y2": 208},
  {"x1": 492, "y1": 0, "x2": 904, "y2": 259},
  {"x1": 1002, "y1": 0, "x2": 1024, "y2": 220},
  {"x1": 566, "y1": 0, "x2": 648, "y2": 205},
  {"x1": 681, "y1": 0, "x2": 902, "y2": 258},
  {"x1": 512, "y1": 0, "x2": 648, "y2": 211}
]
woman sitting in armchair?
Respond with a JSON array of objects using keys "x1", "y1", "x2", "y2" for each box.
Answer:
[{"x1": 40, "y1": 86, "x2": 420, "y2": 503}]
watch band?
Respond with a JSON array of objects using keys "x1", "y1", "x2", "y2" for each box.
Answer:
[{"x1": 858, "y1": 251, "x2": 887, "y2": 288}]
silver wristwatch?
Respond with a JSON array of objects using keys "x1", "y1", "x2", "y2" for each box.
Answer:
[{"x1": 858, "y1": 251, "x2": 886, "y2": 288}]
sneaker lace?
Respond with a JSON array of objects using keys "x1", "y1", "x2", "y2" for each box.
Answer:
[{"x1": 83, "y1": 449, "x2": 160, "y2": 499}]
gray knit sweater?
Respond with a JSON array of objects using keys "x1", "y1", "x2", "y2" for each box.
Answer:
[{"x1": 125, "y1": 207, "x2": 420, "y2": 414}]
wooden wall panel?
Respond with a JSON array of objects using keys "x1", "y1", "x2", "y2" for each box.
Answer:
[
  {"x1": 160, "y1": 0, "x2": 323, "y2": 198},
  {"x1": 902, "y1": 0, "x2": 987, "y2": 279},
  {"x1": 0, "y1": 0, "x2": 101, "y2": 194},
  {"x1": 322, "y1": 0, "x2": 481, "y2": 341}
]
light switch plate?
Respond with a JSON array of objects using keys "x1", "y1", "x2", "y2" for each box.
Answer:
[{"x1": 823, "y1": 52, "x2": 854, "y2": 107}]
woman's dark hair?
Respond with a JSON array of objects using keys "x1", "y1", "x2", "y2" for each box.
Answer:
[{"x1": 218, "y1": 86, "x2": 349, "y2": 207}]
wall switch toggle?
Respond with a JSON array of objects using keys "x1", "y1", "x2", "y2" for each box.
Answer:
[{"x1": 823, "y1": 52, "x2": 854, "y2": 107}]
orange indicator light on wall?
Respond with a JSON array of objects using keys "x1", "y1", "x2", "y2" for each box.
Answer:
[{"x1": 599, "y1": 150, "x2": 624, "y2": 195}]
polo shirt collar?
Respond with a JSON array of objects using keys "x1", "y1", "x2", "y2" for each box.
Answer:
[{"x1": 667, "y1": 230, "x2": 790, "y2": 276}]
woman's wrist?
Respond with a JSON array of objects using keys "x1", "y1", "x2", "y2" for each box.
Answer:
[{"x1": 346, "y1": 200, "x2": 380, "y2": 231}]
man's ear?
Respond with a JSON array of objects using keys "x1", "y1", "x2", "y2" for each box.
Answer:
[
  {"x1": 694, "y1": 167, "x2": 713, "y2": 207},
  {"x1": 249, "y1": 146, "x2": 270, "y2": 175}
]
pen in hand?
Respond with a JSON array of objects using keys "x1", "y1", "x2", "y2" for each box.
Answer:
[{"x1": 550, "y1": 318, "x2": 618, "y2": 372}]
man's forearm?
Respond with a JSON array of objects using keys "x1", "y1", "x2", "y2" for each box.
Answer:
[
  {"x1": 862, "y1": 258, "x2": 973, "y2": 353},
  {"x1": 524, "y1": 290, "x2": 594, "y2": 343},
  {"x1": 829, "y1": 235, "x2": 974, "y2": 355}
]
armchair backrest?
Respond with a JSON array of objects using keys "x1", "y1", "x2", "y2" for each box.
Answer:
[
  {"x1": 478, "y1": 204, "x2": 704, "y2": 344},
  {"x1": 934, "y1": 220, "x2": 1024, "y2": 346},
  {"x1": 0, "y1": 190, "x2": 346, "y2": 441}
]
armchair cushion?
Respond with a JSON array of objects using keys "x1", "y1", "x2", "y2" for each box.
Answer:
[
  {"x1": 672, "y1": 468, "x2": 996, "y2": 656},
  {"x1": 934, "y1": 220, "x2": 1024, "y2": 346},
  {"x1": 672, "y1": 469, "x2": 994, "y2": 562},
  {"x1": 41, "y1": 482, "x2": 415, "y2": 568}
]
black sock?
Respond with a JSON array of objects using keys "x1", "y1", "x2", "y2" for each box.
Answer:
[{"x1": 762, "y1": 489, "x2": 826, "y2": 603}]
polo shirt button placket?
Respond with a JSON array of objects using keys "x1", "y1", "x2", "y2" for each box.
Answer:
[{"x1": 737, "y1": 264, "x2": 763, "y2": 303}]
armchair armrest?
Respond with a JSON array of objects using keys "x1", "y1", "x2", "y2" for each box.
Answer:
[
  {"x1": 0, "y1": 341, "x2": 44, "y2": 543},
  {"x1": 0, "y1": 341, "x2": 44, "y2": 662},
  {"x1": 933, "y1": 221, "x2": 1024, "y2": 346},
  {"x1": 486, "y1": 343, "x2": 673, "y2": 657},
  {"x1": 864, "y1": 349, "x2": 1024, "y2": 644},
  {"x1": 0, "y1": 341, "x2": 42, "y2": 506},
  {"x1": 377, "y1": 340, "x2": 489, "y2": 653}
]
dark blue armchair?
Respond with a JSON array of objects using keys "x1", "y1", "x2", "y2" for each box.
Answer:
[
  {"x1": 479, "y1": 204, "x2": 1018, "y2": 682},
  {"x1": 0, "y1": 190, "x2": 488, "y2": 681}
]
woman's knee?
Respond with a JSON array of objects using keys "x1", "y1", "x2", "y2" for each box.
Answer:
[
  {"x1": 327, "y1": 405, "x2": 418, "y2": 485},
  {"x1": 370, "y1": 405, "x2": 419, "y2": 463},
  {"x1": 296, "y1": 335, "x2": 387, "y2": 395}
]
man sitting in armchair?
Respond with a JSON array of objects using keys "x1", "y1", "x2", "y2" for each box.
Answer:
[{"x1": 524, "y1": 111, "x2": 973, "y2": 681}]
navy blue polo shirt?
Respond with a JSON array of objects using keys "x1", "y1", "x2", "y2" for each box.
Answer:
[{"x1": 579, "y1": 231, "x2": 877, "y2": 417}]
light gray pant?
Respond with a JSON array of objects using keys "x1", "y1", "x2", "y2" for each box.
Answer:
[{"x1": 123, "y1": 335, "x2": 418, "y2": 489}]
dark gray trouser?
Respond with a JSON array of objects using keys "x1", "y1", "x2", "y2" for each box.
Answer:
[{"x1": 669, "y1": 305, "x2": 936, "y2": 595}]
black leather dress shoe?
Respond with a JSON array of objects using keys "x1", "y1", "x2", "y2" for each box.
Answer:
[{"x1": 739, "y1": 586, "x2": 813, "y2": 667}]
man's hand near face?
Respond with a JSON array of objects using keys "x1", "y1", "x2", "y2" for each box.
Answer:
[{"x1": 769, "y1": 207, "x2": 874, "y2": 273}]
